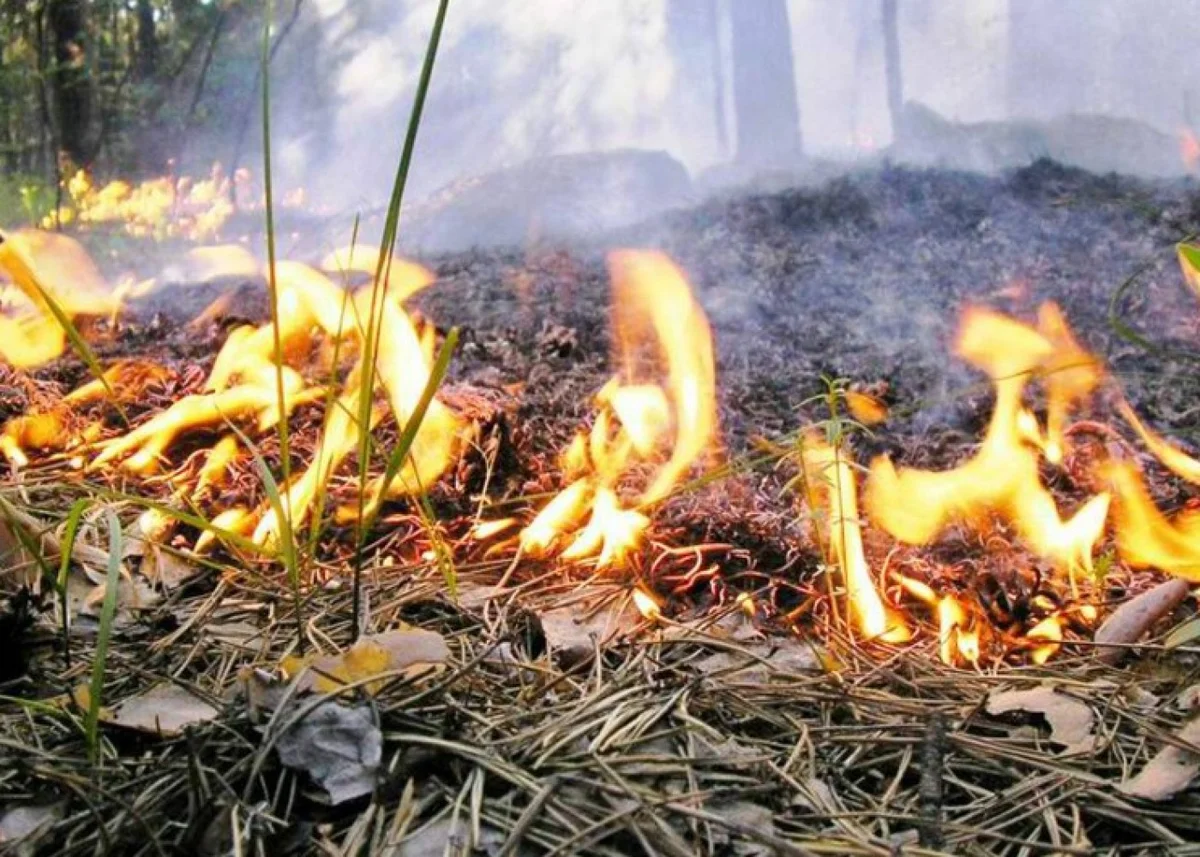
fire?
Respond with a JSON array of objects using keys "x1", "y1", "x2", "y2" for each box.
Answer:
[
  {"x1": 1180, "y1": 128, "x2": 1200, "y2": 173},
  {"x1": 519, "y1": 251, "x2": 717, "y2": 568},
  {"x1": 0, "y1": 229, "x2": 120, "y2": 367},
  {"x1": 0, "y1": 232, "x2": 462, "y2": 555},
  {"x1": 1104, "y1": 461, "x2": 1200, "y2": 581},
  {"x1": 801, "y1": 438, "x2": 911, "y2": 643},
  {"x1": 865, "y1": 305, "x2": 1110, "y2": 588}
]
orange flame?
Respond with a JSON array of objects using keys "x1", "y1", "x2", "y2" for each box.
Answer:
[
  {"x1": 520, "y1": 251, "x2": 716, "y2": 568},
  {"x1": 802, "y1": 439, "x2": 911, "y2": 643},
  {"x1": 1181, "y1": 128, "x2": 1200, "y2": 173},
  {"x1": 865, "y1": 305, "x2": 1109, "y2": 587}
]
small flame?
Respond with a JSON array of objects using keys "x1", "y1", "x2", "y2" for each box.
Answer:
[
  {"x1": 520, "y1": 251, "x2": 716, "y2": 567},
  {"x1": 1181, "y1": 128, "x2": 1200, "y2": 173},
  {"x1": 632, "y1": 587, "x2": 663, "y2": 621},
  {"x1": 1027, "y1": 615, "x2": 1064, "y2": 665},
  {"x1": 802, "y1": 439, "x2": 911, "y2": 644}
]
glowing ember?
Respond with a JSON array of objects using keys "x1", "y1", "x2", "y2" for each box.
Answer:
[{"x1": 520, "y1": 250, "x2": 716, "y2": 568}]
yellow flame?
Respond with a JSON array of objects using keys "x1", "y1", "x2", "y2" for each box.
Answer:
[
  {"x1": 1027, "y1": 615, "x2": 1064, "y2": 665},
  {"x1": 1104, "y1": 461, "x2": 1200, "y2": 581},
  {"x1": 865, "y1": 306, "x2": 1108, "y2": 584},
  {"x1": 519, "y1": 251, "x2": 716, "y2": 567},
  {"x1": 0, "y1": 229, "x2": 119, "y2": 368},
  {"x1": 802, "y1": 439, "x2": 911, "y2": 643}
]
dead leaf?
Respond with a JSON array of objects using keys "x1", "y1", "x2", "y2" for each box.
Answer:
[
  {"x1": 1118, "y1": 718, "x2": 1200, "y2": 801},
  {"x1": 106, "y1": 683, "x2": 219, "y2": 737},
  {"x1": 142, "y1": 546, "x2": 204, "y2": 590},
  {"x1": 282, "y1": 626, "x2": 449, "y2": 695},
  {"x1": 539, "y1": 598, "x2": 639, "y2": 664},
  {"x1": 0, "y1": 802, "x2": 65, "y2": 854},
  {"x1": 275, "y1": 701, "x2": 381, "y2": 805},
  {"x1": 985, "y1": 686, "x2": 1097, "y2": 755},
  {"x1": 391, "y1": 817, "x2": 510, "y2": 857},
  {"x1": 694, "y1": 638, "x2": 823, "y2": 681},
  {"x1": 707, "y1": 801, "x2": 777, "y2": 857},
  {"x1": 1094, "y1": 579, "x2": 1191, "y2": 665}
]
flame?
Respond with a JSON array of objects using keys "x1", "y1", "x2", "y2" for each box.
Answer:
[
  {"x1": 865, "y1": 305, "x2": 1109, "y2": 585},
  {"x1": 1104, "y1": 461, "x2": 1200, "y2": 581},
  {"x1": 0, "y1": 229, "x2": 119, "y2": 368},
  {"x1": 520, "y1": 251, "x2": 716, "y2": 568},
  {"x1": 45, "y1": 166, "x2": 239, "y2": 241},
  {"x1": 1181, "y1": 128, "x2": 1200, "y2": 173},
  {"x1": 1027, "y1": 615, "x2": 1064, "y2": 665},
  {"x1": 802, "y1": 439, "x2": 911, "y2": 643}
]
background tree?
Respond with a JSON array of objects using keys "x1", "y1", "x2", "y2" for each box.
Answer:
[
  {"x1": 881, "y1": 0, "x2": 903, "y2": 143},
  {"x1": 729, "y1": 0, "x2": 802, "y2": 169},
  {"x1": 48, "y1": 0, "x2": 95, "y2": 167}
]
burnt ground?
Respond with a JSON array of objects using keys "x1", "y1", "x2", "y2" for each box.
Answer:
[{"x1": 3, "y1": 160, "x2": 1200, "y2": 855}]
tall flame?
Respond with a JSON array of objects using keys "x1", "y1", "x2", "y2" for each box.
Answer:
[
  {"x1": 802, "y1": 438, "x2": 911, "y2": 643},
  {"x1": 520, "y1": 251, "x2": 716, "y2": 567}
]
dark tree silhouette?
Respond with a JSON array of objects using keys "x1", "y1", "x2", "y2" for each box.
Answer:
[
  {"x1": 48, "y1": 0, "x2": 93, "y2": 166},
  {"x1": 881, "y1": 0, "x2": 903, "y2": 142},
  {"x1": 729, "y1": 0, "x2": 801, "y2": 168},
  {"x1": 136, "y1": 0, "x2": 159, "y2": 79}
]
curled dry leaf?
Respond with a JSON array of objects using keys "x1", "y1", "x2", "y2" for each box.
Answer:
[
  {"x1": 106, "y1": 683, "x2": 220, "y2": 737},
  {"x1": 275, "y1": 701, "x2": 381, "y2": 806},
  {"x1": 281, "y1": 626, "x2": 449, "y2": 696},
  {"x1": 1118, "y1": 718, "x2": 1200, "y2": 802},
  {"x1": 1094, "y1": 579, "x2": 1191, "y2": 665},
  {"x1": 985, "y1": 686, "x2": 1097, "y2": 755}
]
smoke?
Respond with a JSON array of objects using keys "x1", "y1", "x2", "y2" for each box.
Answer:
[{"x1": 260, "y1": 0, "x2": 1200, "y2": 239}]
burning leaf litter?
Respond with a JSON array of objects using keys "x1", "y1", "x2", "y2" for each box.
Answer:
[{"x1": 3, "y1": 163, "x2": 1200, "y2": 852}]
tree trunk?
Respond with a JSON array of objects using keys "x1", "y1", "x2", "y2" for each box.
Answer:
[
  {"x1": 729, "y1": 0, "x2": 801, "y2": 168},
  {"x1": 47, "y1": 0, "x2": 92, "y2": 167},
  {"x1": 136, "y1": 0, "x2": 158, "y2": 79},
  {"x1": 881, "y1": 0, "x2": 903, "y2": 142},
  {"x1": 666, "y1": 0, "x2": 728, "y2": 162}
]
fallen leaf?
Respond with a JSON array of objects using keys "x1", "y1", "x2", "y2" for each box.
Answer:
[
  {"x1": 1165, "y1": 616, "x2": 1200, "y2": 650},
  {"x1": 282, "y1": 626, "x2": 449, "y2": 695},
  {"x1": 985, "y1": 686, "x2": 1097, "y2": 754},
  {"x1": 106, "y1": 683, "x2": 219, "y2": 737},
  {"x1": 275, "y1": 701, "x2": 381, "y2": 805},
  {"x1": 1094, "y1": 579, "x2": 1191, "y2": 664},
  {"x1": 0, "y1": 802, "x2": 65, "y2": 854},
  {"x1": 708, "y1": 801, "x2": 777, "y2": 857},
  {"x1": 1118, "y1": 718, "x2": 1200, "y2": 801},
  {"x1": 694, "y1": 638, "x2": 823, "y2": 681},
  {"x1": 539, "y1": 598, "x2": 639, "y2": 664},
  {"x1": 391, "y1": 817, "x2": 508, "y2": 857},
  {"x1": 1177, "y1": 684, "x2": 1200, "y2": 711},
  {"x1": 142, "y1": 546, "x2": 204, "y2": 590}
]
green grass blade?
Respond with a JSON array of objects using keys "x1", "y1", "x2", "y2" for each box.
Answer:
[
  {"x1": 259, "y1": 0, "x2": 294, "y2": 530},
  {"x1": 57, "y1": 498, "x2": 90, "y2": 668},
  {"x1": 352, "y1": 0, "x2": 451, "y2": 551},
  {"x1": 85, "y1": 508, "x2": 123, "y2": 765}
]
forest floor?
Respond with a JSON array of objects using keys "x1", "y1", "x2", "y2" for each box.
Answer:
[{"x1": 2, "y1": 160, "x2": 1200, "y2": 856}]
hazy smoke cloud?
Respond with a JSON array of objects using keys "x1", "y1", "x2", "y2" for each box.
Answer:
[{"x1": 273, "y1": 0, "x2": 1200, "y2": 217}]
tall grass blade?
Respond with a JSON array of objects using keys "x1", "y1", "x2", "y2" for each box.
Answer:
[
  {"x1": 85, "y1": 508, "x2": 123, "y2": 765},
  {"x1": 259, "y1": 0, "x2": 294, "y2": 528},
  {"x1": 352, "y1": 327, "x2": 459, "y2": 634},
  {"x1": 57, "y1": 498, "x2": 90, "y2": 667}
]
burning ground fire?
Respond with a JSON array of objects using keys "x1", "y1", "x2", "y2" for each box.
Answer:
[{"x1": 1, "y1": 221, "x2": 1199, "y2": 668}]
